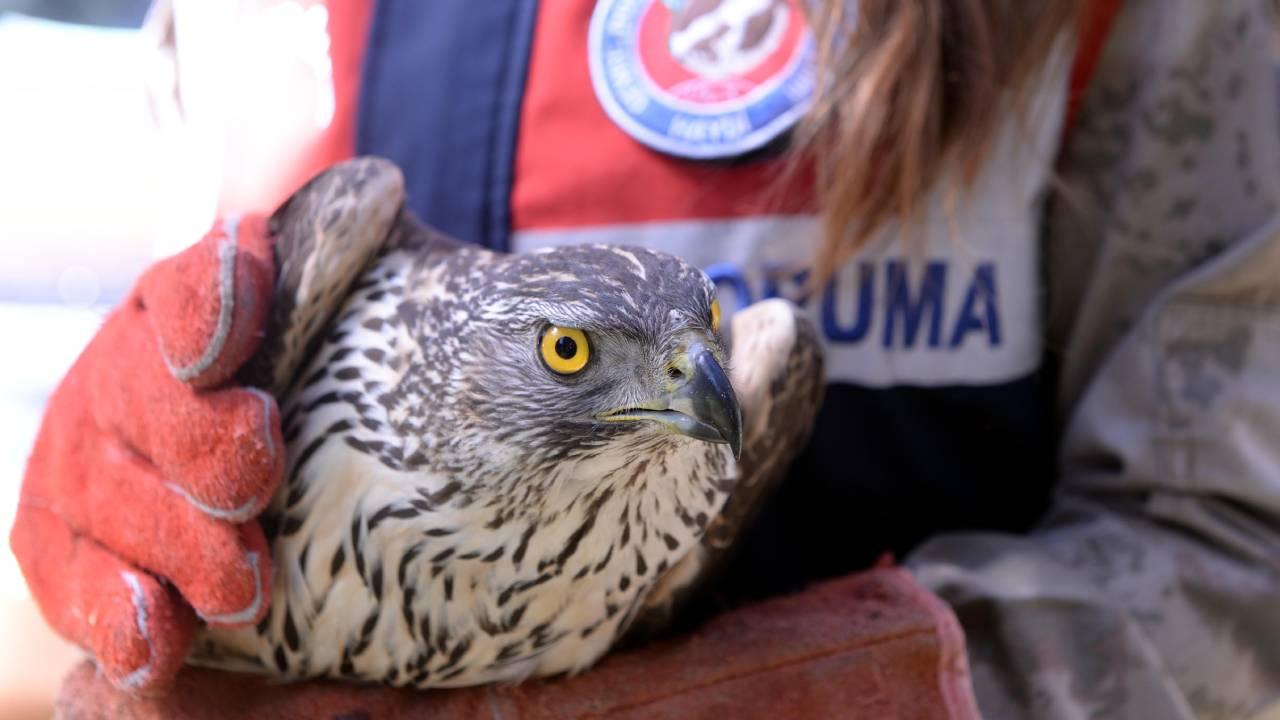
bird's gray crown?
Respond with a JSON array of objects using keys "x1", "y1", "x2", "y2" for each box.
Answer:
[{"x1": 385, "y1": 241, "x2": 731, "y2": 487}]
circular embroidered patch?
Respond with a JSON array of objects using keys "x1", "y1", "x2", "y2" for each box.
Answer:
[{"x1": 588, "y1": 0, "x2": 816, "y2": 160}]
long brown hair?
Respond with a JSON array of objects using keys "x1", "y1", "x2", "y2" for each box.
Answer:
[{"x1": 800, "y1": 0, "x2": 1083, "y2": 282}]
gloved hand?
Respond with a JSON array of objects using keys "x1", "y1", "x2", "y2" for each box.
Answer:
[{"x1": 10, "y1": 216, "x2": 283, "y2": 692}]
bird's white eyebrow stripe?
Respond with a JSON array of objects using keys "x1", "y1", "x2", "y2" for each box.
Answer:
[{"x1": 610, "y1": 248, "x2": 648, "y2": 280}]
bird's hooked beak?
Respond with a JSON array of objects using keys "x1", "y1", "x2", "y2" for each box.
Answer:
[{"x1": 598, "y1": 341, "x2": 743, "y2": 458}]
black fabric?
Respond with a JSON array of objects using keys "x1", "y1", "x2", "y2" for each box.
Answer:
[
  {"x1": 357, "y1": 0, "x2": 537, "y2": 250},
  {"x1": 719, "y1": 370, "x2": 1058, "y2": 603}
]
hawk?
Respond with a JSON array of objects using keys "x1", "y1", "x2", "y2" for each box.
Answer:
[{"x1": 194, "y1": 158, "x2": 824, "y2": 688}]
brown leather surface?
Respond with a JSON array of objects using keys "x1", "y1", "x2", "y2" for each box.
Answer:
[{"x1": 56, "y1": 566, "x2": 979, "y2": 719}]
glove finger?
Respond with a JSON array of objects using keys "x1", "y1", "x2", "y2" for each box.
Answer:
[
  {"x1": 70, "y1": 431, "x2": 273, "y2": 628},
  {"x1": 9, "y1": 503, "x2": 196, "y2": 692},
  {"x1": 86, "y1": 309, "x2": 283, "y2": 521},
  {"x1": 138, "y1": 215, "x2": 275, "y2": 390},
  {"x1": 157, "y1": 385, "x2": 283, "y2": 522}
]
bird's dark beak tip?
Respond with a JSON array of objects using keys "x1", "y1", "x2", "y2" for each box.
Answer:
[{"x1": 685, "y1": 344, "x2": 743, "y2": 459}]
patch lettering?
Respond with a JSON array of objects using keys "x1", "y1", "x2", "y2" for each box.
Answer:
[{"x1": 513, "y1": 217, "x2": 1043, "y2": 388}]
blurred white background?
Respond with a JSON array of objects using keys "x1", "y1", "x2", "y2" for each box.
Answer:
[
  {"x1": 0, "y1": 0, "x2": 342, "y2": 711},
  {"x1": 0, "y1": 1, "x2": 206, "y2": 716}
]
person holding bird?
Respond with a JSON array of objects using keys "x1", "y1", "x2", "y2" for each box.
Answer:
[{"x1": 13, "y1": 1, "x2": 1280, "y2": 717}]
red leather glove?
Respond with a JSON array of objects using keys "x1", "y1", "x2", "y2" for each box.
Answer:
[{"x1": 10, "y1": 216, "x2": 283, "y2": 692}]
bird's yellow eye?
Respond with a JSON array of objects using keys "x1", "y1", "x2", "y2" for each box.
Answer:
[
  {"x1": 710, "y1": 299, "x2": 722, "y2": 333},
  {"x1": 540, "y1": 326, "x2": 591, "y2": 375}
]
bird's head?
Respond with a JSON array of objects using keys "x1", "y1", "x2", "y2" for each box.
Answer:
[{"x1": 418, "y1": 244, "x2": 742, "y2": 474}]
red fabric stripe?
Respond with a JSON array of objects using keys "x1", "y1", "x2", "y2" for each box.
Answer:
[
  {"x1": 510, "y1": 0, "x2": 814, "y2": 232},
  {"x1": 1064, "y1": 0, "x2": 1125, "y2": 135},
  {"x1": 323, "y1": 0, "x2": 369, "y2": 168},
  {"x1": 512, "y1": 1, "x2": 1119, "y2": 233},
  {"x1": 218, "y1": 2, "x2": 1115, "y2": 229}
]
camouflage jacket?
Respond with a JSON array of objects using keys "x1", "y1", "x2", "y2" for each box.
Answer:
[{"x1": 911, "y1": 2, "x2": 1280, "y2": 718}]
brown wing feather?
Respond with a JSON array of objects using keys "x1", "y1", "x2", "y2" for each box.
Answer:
[{"x1": 237, "y1": 156, "x2": 405, "y2": 396}]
